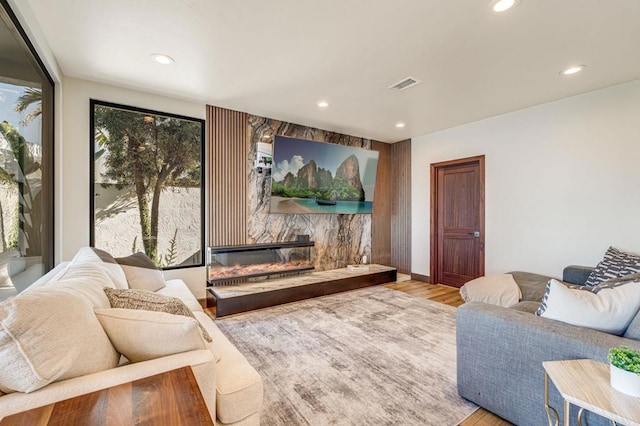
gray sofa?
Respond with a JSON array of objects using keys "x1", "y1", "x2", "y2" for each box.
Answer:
[{"x1": 457, "y1": 266, "x2": 640, "y2": 425}]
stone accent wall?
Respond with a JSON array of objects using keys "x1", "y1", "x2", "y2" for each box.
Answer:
[{"x1": 246, "y1": 114, "x2": 372, "y2": 271}]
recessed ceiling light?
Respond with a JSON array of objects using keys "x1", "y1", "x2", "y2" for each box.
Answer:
[
  {"x1": 560, "y1": 65, "x2": 586, "y2": 76},
  {"x1": 152, "y1": 54, "x2": 175, "y2": 65},
  {"x1": 396, "y1": 122, "x2": 406, "y2": 128},
  {"x1": 317, "y1": 101, "x2": 329, "y2": 108},
  {"x1": 490, "y1": 0, "x2": 520, "y2": 13}
]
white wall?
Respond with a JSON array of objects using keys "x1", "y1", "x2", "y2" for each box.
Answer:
[
  {"x1": 412, "y1": 79, "x2": 640, "y2": 279},
  {"x1": 61, "y1": 77, "x2": 207, "y2": 297}
]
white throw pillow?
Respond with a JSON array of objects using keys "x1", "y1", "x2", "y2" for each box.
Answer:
[
  {"x1": 115, "y1": 252, "x2": 166, "y2": 292},
  {"x1": 0, "y1": 290, "x2": 119, "y2": 393},
  {"x1": 95, "y1": 308, "x2": 206, "y2": 363},
  {"x1": 536, "y1": 278, "x2": 640, "y2": 335},
  {"x1": 58, "y1": 247, "x2": 129, "y2": 289}
]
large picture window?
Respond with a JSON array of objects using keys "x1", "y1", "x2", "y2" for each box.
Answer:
[
  {"x1": 90, "y1": 100, "x2": 204, "y2": 269},
  {"x1": 0, "y1": 0, "x2": 54, "y2": 297}
]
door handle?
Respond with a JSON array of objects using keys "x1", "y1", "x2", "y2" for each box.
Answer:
[{"x1": 467, "y1": 231, "x2": 480, "y2": 238}]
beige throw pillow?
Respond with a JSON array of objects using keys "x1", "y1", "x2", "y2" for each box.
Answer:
[
  {"x1": 115, "y1": 252, "x2": 166, "y2": 292},
  {"x1": 0, "y1": 290, "x2": 119, "y2": 393},
  {"x1": 95, "y1": 309, "x2": 206, "y2": 362},
  {"x1": 460, "y1": 274, "x2": 522, "y2": 307},
  {"x1": 536, "y1": 278, "x2": 640, "y2": 335},
  {"x1": 103, "y1": 288, "x2": 212, "y2": 342}
]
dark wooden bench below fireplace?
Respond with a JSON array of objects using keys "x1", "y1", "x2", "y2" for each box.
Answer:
[{"x1": 209, "y1": 264, "x2": 397, "y2": 317}]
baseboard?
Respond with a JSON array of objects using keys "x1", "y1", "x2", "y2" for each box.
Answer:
[{"x1": 411, "y1": 273, "x2": 430, "y2": 283}]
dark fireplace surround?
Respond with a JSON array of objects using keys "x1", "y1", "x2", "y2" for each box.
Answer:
[{"x1": 206, "y1": 241, "x2": 315, "y2": 286}]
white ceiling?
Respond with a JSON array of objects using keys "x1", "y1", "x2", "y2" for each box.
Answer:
[{"x1": 23, "y1": 0, "x2": 640, "y2": 142}]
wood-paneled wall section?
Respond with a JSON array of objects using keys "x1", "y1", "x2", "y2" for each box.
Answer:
[
  {"x1": 371, "y1": 141, "x2": 392, "y2": 266},
  {"x1": 391, "y1": 139, "x2": 411, "y2": 274},
  {"x1": 206, "y1": 106, "x2": 248, "y2": 247}
]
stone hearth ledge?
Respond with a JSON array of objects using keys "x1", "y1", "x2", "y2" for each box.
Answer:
[{"x1": 211, "y1": 264, "x2": 395, "y2": 299}]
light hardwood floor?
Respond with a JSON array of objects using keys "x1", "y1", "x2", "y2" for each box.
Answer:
[
  {"x1": 384, "y1": 280, "x2": 512, "y2": 426},
  {"x1": 205, "y1": 280, "x2": 512, "y2": 426}
]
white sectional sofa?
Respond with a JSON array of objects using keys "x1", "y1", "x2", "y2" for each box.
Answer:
[{"x1": 0, "y1": 247, "x2": 263, "y2": 425}]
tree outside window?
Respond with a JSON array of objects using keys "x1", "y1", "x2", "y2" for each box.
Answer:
[{"x1": 91, "y1": 101, "x2": 204, "y2": 268}]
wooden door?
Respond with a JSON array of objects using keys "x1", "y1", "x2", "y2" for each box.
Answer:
[{"x1": 430, "y1": 156, "x2": 485, "y2": 287}]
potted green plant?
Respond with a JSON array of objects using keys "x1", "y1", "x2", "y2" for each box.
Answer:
[{"x1": 608, "y1": 345, "x2": 640, "y2": 396}]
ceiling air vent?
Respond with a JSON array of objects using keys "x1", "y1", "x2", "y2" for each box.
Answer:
[{"x1": 388, "y1": 77, "x2": 422, "y2": 91}]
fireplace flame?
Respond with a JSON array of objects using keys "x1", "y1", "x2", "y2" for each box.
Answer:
[{"x1": 209, "y1": 260, "x2": 312, "y2": 281}]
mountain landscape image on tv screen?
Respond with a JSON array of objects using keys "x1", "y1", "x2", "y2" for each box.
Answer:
[{"x1": 270, "y1": 136, "x2": 379, "y2": 214}]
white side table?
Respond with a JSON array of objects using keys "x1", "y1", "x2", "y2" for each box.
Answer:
[{"x1": 543, "y1": 359, "x2": 640, "y2": 426}]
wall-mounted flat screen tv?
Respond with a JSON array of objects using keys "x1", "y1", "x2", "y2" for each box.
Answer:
[{"x1": 270, "y1": 136, "x2": 379, "y2": 214}]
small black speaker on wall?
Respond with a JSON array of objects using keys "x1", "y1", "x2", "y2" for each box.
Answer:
[{"x1": 296, "y1": 234, "x2": 310, "y2": 242}]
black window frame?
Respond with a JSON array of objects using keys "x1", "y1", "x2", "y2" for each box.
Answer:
[
  {"x1": 0, "y1": 0, "x2": 55, "y2": 271},
  {"x1": 89, "y1": 99, "x2": 205, "y2": 270}
]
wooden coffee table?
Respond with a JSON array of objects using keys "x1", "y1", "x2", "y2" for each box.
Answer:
[
  {"x1": 543, "y1": 359, "x2": 640, "y2": 426},
  {"x1": 0, "y1": 366, "x2": 213, "y2": 425}
]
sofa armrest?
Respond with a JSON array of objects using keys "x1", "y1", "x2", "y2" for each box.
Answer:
[
  {"x1": 457, "y1": 302, "x2": 640, "y2": 426},
  {"x1": 0, "y1": 349, "x2": 215, "y2": 419},
  {"x1": 563, "y1": 265, "x2": 594, "y2": 285}
]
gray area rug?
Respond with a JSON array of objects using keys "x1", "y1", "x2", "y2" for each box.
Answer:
[{"x1": 215, "y1": 286, "x2": 477, "y2": 425}]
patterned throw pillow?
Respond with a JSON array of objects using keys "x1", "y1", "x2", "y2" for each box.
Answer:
[
  {"x1": 535, "y1": 278, "x2": 640, "y2": 335},
  {"x1": 585, "y1": 247, "x2": 640, "y2": 287},
  {"x1": 115, "y1": 252, "x2": 166, "y2": 292},
  {"x1": 103, "y1": 288, "x2": 212, "y2": 342}
]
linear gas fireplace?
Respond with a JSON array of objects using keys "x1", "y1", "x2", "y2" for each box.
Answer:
[{"x1": 206, "y1": 241, "x2": 315, "y2": 286}]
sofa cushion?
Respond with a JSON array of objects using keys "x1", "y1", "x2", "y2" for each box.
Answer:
[
  {"x1": 510, "y1": 301, "x2": 540, "y2": 314},
  {"x1": 623, "y1": 311, "x2": 640, "y2": 340},
  {"x1": 115, "y1": 252, "x2": 166, "y2": 292},
  {"x1": 585, "y1": 246, "x2": 640, "y2": 287},
  {"x1": 510, "y1": 271, "x2": 554, "y2": 302},
  {"x1": 104, "y1": 288, "x2": 211, "y2": 342},
  {"x1": 0, "y1": 289, "x2": 119, "y2": 393},
  {"x1": 536, "y1": 278, "x2": 640, "y2": 335},
  {"x1": 95, "y1": 308, "x2": 206, "y2": 362},
  {"x1": 195, "y1": 311, "x2": 263, "y2": 424},
  {"x1": 156, "y1": 279, "x2": 203, "y2": 313}
]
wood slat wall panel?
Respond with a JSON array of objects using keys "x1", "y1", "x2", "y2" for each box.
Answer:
[
  {"x1": 391, "y1": 139, "x2": 411, "y2": 274},
  {"x1": 371, "y1": 141, "x2": 392, "y2": 266},
  {"x1": 207, "y1": 106, "x2": 248, "y2": 247}
]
